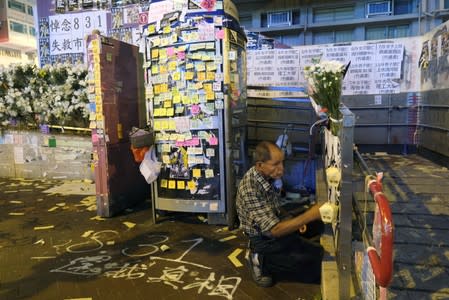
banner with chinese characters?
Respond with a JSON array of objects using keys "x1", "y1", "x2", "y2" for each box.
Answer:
[{"x1": 247, "y1": 38, "x2": 422, "y2": 95}]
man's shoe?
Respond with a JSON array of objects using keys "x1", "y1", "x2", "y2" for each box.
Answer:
[{"x1": 246, "y1": 252, "x2": 273, "y2": 287}]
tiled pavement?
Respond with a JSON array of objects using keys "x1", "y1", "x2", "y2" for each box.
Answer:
[
  {"x1": 0, "y1": 178, "x2": 321, "y2": 300},
  {"x1": 353, "y1": 153, "x2": 449, "y2": 299}
]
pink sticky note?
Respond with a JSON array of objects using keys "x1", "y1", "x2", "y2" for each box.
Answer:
[
  {"x1": 215, "y1": 29, "x2": 225, "y2": 40},
  {"x1": 166, "y1": 47, "x2": 175, "y2": 56},
  {"x1": 92, "y1": 134, "x2": 99, "y2": 143},
  {"x1": 191, "y1": 104, "x2": 201, "y2": 115},
  {"x1": 177, "y1": 51, "x2": 186, "y2": 60},
  {"x1": 209, "y1": 136, "x2": 218, "y2": 145}
]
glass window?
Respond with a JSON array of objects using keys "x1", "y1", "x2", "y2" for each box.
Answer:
[
  {"x1": 239, "y1": 15, "x2": 252, "y2": 28},
  {"x1": 366, "y1": 24, "x2": 409, "y2": 40},
  {"x1": 335, "y1": 30, "x2": 353, "y2": 43},
  {"x1": 388, "y1": 24, "x2": 409, "y2": 38},
  {"x1": 8, "y1": 0, "x2": 26, "y2": 13},
  {"x1": 9, "y1": 20, "x2": 27, "y2": 34},
  {"x1": 366, "y1": 27, "x2": 386, "y2": 40},
  {"x1": 261, "y1": 13, "x2": 267, "y2": 27},
  {"x1": 367, "y1": 1, "x2": 391, "y2": 14},
  {"x1": 27, "y1": 5, "x2": 33, "y2": 16},
  {"x1": 29, "y1": 26, "x2": 36, "y2": 36},
  {"x1": 313, "y1": 31, "x2": 334, "y2": 44},
  {"x1": 394, "y1": 0, "x2": 411, "y2": 14},
  {"x1": 445, "y1": 0, "x2": 449, "y2": 9},
  {"x1": 313, "y1": 29, "x2": 353, "y2": 45},
  {"x1": 314, "y1": 6, "x2": 354, "y2": 23},
  {"x1": 268, "y1": 11, "x2": 291, "y2": 27},
  {"x1": 239, "y1": 15, "x2": 252, "y2": 29}
]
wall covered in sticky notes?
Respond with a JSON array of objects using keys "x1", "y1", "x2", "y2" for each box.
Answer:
[{"x1": 143, "y1": 1, "x2": 247, "y2": 215}]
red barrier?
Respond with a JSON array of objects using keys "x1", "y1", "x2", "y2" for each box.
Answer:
[{"x1": 366, "y1": 176, "x2": 394, "y2": 287}]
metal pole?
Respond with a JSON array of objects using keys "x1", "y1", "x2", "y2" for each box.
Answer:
[{"x1": 338, "y1": 106, "x2": 355, "y2": 300}]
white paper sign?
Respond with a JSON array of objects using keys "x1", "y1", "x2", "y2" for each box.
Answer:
[{"x1": 49, "y1": 11, "x2": 108, "y2": 55}]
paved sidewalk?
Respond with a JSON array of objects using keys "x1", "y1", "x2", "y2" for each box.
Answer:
[
  {"x1": 353, "y1": 153, "x2": 449, "y2": 299},
  {"x1": 0, "y1": 178, "x2": 321, "y2": 300}
]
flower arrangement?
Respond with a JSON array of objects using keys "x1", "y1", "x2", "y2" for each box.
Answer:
[
  {"x1": 0, "y1": 63, "x2": 89, "y2": 131},
  {"x1": 304, "y1": 60, "x2": 347, "y2": 135}
]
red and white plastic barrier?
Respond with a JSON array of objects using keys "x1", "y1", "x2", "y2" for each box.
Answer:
[{"x1": 366, "y1": 173, "x2": 394, "y2": 288}]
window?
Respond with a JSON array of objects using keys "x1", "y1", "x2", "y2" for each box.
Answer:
[
  {"x1": 8, "y1": 0, "x2": 26, "y2": 13},
  {"x1": 292, "y1": 10, "x2": 300, "y2": 25},
  {"x1": 268, "y1": 11, "x2": 291, "y2": 27},
  {"x1": 239, "y1": 15, "x2": 252, "y2": 29},
  {"x1": 27, "y1": 5, "x2": 33, "y2": 16},
  {"x1": 9, "y1": 20, "x2": 27, "y2": 34},
  {"x1": 261, "y1": 13, "x2": 267, "y2": 27},
  {"x1": 313, "y1": 29, "x2": 353, "y2": 45},
  {"x1": 314, "y1": 6, "x2": 354, "y2": 23},
  {"x1": 366, "y1": 24, "x2": 409, "y2": 40},
  {"x1": 445, "y1": 0, "x2": 449, "y2": 9},
  {"x1": 29, "y1": 26, "x2": 36, "y2": 36},
  {"x1": 366, "y1": 1, "x2": 391, "y2": 17},
  {"x1": 394, "y1": 0, "x2": 411, "y2": 14}
]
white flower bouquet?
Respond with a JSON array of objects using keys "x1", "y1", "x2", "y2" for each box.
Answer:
[
  {"x1": 0, "y1": 63, "x2": 88, "y2": 131},
  {"x1": 304, "y1": 60, "x2": 347, "y2": 135}
]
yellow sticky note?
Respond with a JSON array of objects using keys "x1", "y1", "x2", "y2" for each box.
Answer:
[
  {"x1": 159, "y1": 64, "x2": 167, "y2": 74},
  {"x1": 177, "y1": 181, "x2": 185, "y2": 189},
  {"x1": 162, "y1": 155, "x2": 170, "y2": 164},
  {"x1": 154, "y1": 84, "x2": 161, "y2": 94},
  {"x1": 168, "y1": 119, "x2": 176, "y2": 130},
  {"x1": 182, "y1": 95, "x2": 191, "y2": 104},
  {"x1": 123, "y1": 221, "x2": 136, "y2": 229},
  {"x1": 192, "y1": 168, "x2": 201, "y2": 178},
  {"x1": 206, "y1": 72, "x2": 215, "y2": 81},
  {"x1": 188, "y1": 180, "x2": 196, "y2": 189},
  {"x1": 173, "y1": 94, "x2": 181, "y2": 103},
  {"x1": 161, "y1": 179, "x2": 167, "y2": 189},
  {"x1": 163, "y1": 26, "x2": 171, "y2": 34},
  {"x1": 151, "y1": 48, "x2": 159, "y2": 59},
  {"x1": 160, "y1": 83, "x2": 168, "y2": 93},
  {"x1": 151, "y1": 65, "x2": 159, "y2": 74},
  {"x1": 168, "y1": 180, "x2": 176, "y2": 189},
  {"x1": 173, "y1": 72, "x2": 181, "y2": 81},
  {"x1": 166, "y1": 108, "x2": 174, "y2": 117},
  {"x1": 168, "y1": 61, "x2": 177, "y2": 71},
  {"x1": 148, "y1": 24, "x2": 156, "y2": 34},
  {"x1": 154, "y1": 120, "x2": 162, "y2": 131},
  {"x1": 197, "y1": 72, "x2": 206, "y2": 81},
  {"x1": 164, "y1": 100, "x2": 172, "y2": 108},
  {"x1": 206, "y1": 92, "x2": 215, "y2": 101},
  {"x1": 161, "y1": 179, "x2": 168, "y2": 188},
  {"x1": 159, "y1": 48, "x2": 167, "y2": 59},
  {"x1": 185, "y1": 71, "x2": 194, "y2": 80}
]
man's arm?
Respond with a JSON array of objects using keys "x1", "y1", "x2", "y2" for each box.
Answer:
[{"x1": 270, "y1": 203, "x2": 322, "y2": 238}]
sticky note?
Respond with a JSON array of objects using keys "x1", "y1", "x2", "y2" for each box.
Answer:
[
  {"x1": 188, "y1": 180, "x2": 196, "y2": 190},
  {"x1": 206, "y1": 148, "x2": 215, "y2": 157},
  {"x1": 191, "y1": 104, "x2": 201, "y2": 115},
  {"x1": 161, "y1": 179, "x2": 168, "y2": 188},
  {"x1": 216, "y1": 29, "x2": 225, "y2": 39},
  {"x1": 177, "y1": 181, "x2": 185, "y2": 189},
  {"x1": 209, "y1": 136, "x2": 218, "y2": 145},
  {"x1": 123, "y1": 221, "x2": 136, "y2": 229},
  {"x1": 193, "y1": 169, "x2": 201, "y2": 178},
  {"x1": 168, "y1": 180, "x2": 176, "y2": 189},
  {"x1": 205, "y1": 169, "x2": 214, "y2": 178}
]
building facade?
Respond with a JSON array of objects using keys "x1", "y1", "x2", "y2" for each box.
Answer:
[
  {"x1": 234, "y1": 0, "x2": 449, "y2": 47},
  {"x1": 0, "y1": 0, "x2": 37, "y2": 66}
]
